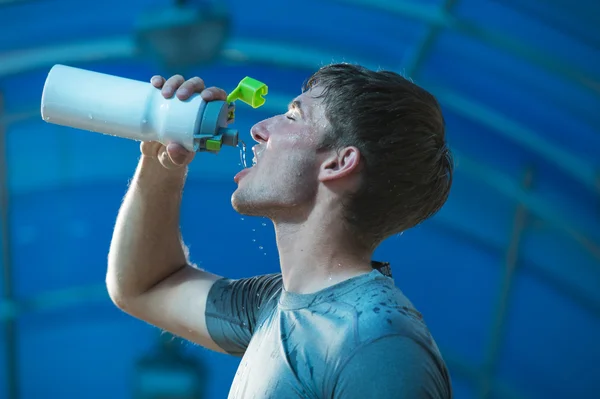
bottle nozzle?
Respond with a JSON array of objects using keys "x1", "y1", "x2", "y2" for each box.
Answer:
[{"x1": 219, "y1": 128, "x2": 238, "y2": 147}]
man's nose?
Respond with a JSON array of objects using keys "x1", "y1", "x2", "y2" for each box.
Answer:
[{"x1": 250, "y1": 121, "x2": 269, "y2": 143}]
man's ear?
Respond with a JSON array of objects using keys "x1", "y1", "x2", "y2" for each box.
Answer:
[{"x1": 318, "y1": 146, "x2": 361, "y2": 182}]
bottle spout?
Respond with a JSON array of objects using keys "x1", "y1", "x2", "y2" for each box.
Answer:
[{"x1": 219, "y1": 128, "x2": 238, "y2": 147}]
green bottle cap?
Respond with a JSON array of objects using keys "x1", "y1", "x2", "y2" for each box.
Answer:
[{"x1": 227, "y1": 77, "x2": 268, "y2": 108}]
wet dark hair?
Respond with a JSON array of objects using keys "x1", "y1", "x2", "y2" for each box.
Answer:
[{"x1": 303, "y1": 63, "x2": 453, "y2": 249}]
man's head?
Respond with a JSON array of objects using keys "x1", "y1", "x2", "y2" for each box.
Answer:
[{"x1": 231, "y1": 63, "x2": 453, "y2": 248}]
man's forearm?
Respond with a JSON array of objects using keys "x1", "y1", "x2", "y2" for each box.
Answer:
[{"x1": 107, "y1": 155, "x2": 190, "y2": 301}]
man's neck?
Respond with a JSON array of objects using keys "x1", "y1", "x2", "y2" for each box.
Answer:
[{"x1": 273, "y1": 218, "x2": 373, "y2": 294}]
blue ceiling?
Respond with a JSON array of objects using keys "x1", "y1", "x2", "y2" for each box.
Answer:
[{"x1": 0, "y1": 1, "x2": 599, "y2": 399}]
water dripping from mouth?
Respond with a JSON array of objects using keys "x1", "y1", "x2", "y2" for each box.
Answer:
[{"x1": 238, "y1": 139, "x2": 248, "y2": 168}]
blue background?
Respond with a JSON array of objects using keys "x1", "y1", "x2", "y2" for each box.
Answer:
[{"x1": 0, "y1": 0, "x2": 599, "y2": 398}]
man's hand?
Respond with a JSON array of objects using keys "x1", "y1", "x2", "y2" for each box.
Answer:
[{"x1": 141, "y1": 74, "x2": 228, "y2": 169}]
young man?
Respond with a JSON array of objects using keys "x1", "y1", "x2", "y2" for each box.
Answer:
[{"x1": 107, "y1": 63, "x2": 453, "y2": 398}]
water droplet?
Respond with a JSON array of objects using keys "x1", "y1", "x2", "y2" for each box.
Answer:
[
  {"x1": 238, "y1": 139, "x2": 248, "y2": 168},
  {"x1": 252, "y1": 229, "x2": 255, "y2": 232},
  {"x1": 263, "y1": 253, "x2": 267, "y2": 256},
  {"x1": 252, "y1": 239, "x2": 256, "y2": 242},
  {"x1": 44, "y1": 116, "x2": 50, "y2": 121},
  {"x1": 142, "y1": 119, "x2": 147, "y2": 124},
  {"x1": 261, "y1": 223, "x2": 267, "y2": 227},
  {"x1": 88, "y1": 113, "x2": 93, "y2": 120},
  {"x1": 240, "y1": 217, "x2": 245, "y2": 221},
  {"x1": 258, "y1": 246, "x2": 263, "y2": 250}
]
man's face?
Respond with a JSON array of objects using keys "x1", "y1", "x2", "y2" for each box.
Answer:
[{"x1": 231, "y1": 87, "x2": 330, "y2": 219}]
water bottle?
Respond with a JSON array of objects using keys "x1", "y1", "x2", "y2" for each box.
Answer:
[{"x1": 40, "y1": 64, "x2": 268, "y2": 153}]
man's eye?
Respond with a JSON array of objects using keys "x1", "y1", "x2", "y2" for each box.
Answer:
[{"x1": 286, "y1": 115, "x2": 295, "y2": 121}]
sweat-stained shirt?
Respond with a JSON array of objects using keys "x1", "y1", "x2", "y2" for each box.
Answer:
[{"x1": 205, "y1": 269, "x2": 452, "y2": 399}]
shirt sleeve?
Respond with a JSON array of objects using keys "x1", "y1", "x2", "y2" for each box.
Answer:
[
  {"x1": 332, "y1": 335, "x2": 452, "y2": 399},
  {"x1": 204, "y1": 273, "x2": 282, "y2": 357}
]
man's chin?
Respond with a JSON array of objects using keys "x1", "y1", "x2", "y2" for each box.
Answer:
[
  {"x1": 231, "y1": 191, "x2": 266, "y2": 217},
  {"x1": 232, "y1": 189, "x2": 289, "y2": 220}
]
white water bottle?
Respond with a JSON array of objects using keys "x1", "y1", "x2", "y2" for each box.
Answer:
[{"x1": 40, "y1": 64, "x2": 268, "y2": 153}]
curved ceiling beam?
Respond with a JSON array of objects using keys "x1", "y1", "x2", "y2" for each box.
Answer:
[
  {"x1": 400, "y1": 0, "x2": 459, "y2": 78},
  {"x1": 0, "y1": 36, "x2": 136, "y2": 76},
  {"x1": 0, "y1": 37, "x2": 595, "y2": 193},
  {"x1": 495, "y1": 0, "x2": 600, "y2": 50},
  {"x1": 430, "y1": 87, "x2": 599, "y2": 192},
  {"x1": 0, "y1": 0, "x2": 35, "y2": 4},
  {"x1": 329, "y1": 0, "x2": 600, "y2": 96}
]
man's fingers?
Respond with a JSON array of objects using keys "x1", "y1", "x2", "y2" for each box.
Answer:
[
  {"x1": 166, "y1": 143, "x2": 194, "y2": 166},
  {"x1": 201, "y1": 86, "x2": 228, "y2": 102},
  {"x1": 152, "y1": 75, "x2": 223, "y2": 103},
  {"x1": 140, "y1": 142, "x2": 194, "y2": 170},
  {"x1": 150, "y1": 75, "x2": 166, "y2": 89},
  {"x1": 161, "y1": 75, "x2": 185, "y2": 98},
  {"x1": 155, "y1": 143, "x2": 195, "y2": 170},
  {"x1": 140, "y1": 141, "x2": 163, "y2": 157},
  {"x1": 176, "y1": 77, "x2": 206, "y2": 100}
]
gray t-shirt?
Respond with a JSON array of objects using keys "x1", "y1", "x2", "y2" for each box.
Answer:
[{"x1": 206, "y1": 270, "x2": 452, "y2": 398}]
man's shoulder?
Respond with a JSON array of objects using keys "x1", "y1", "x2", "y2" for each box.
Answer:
[
  {"x1": 327, "y1": 279, "x2": 451, "y2": 398},
  {"x1": 338, "y1": 277, "x2": 435, "y2": 345}
]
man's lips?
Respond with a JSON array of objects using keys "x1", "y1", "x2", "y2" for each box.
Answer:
[{"x1": 234, "y1": 167, "x2": 252, "y2": 183}]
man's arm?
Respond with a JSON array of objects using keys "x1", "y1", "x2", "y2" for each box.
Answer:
[
  {"x1": 106, "y1": 75, "x2": 231, "y2": 353},
  {"x1": 107, "y1": 152, "x2": 228, "y2": 351},
  {"x1": 332, "y1": 335, "x2": 452, "y2": 399}
]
